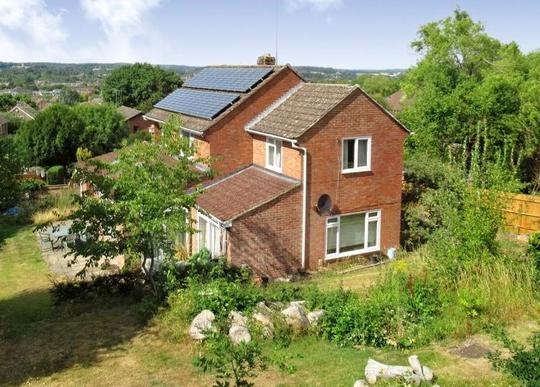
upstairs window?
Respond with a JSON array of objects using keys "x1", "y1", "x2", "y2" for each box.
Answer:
[
  {"x1": 342, "y1": 137, "x2": 371, "y2": 173},
  {"x1": 266, "y1": 137, "x2": 282, "y2": 172}
]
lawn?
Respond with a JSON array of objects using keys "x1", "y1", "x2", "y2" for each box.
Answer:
[{"x1": 0, "y1": 222, "x2": 530, "y2": 386}]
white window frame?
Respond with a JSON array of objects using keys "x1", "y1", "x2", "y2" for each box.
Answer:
[
  {"x1": 265, "y1": 137, "x2": 282, "y2": 173},
  {"x1": 341, "y1": 136, "x2": 372, "y2": 173},
  {"x1": 325, "y1": 209, "x2": 381, "y2": 260},
  {"x1": 197, "y1": 212, "x2": 225, "y2": 257}
]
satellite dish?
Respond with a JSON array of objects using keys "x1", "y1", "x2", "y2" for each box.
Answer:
[{"x1": 316, "y1": 194, "x2": 332, "y2": 215}]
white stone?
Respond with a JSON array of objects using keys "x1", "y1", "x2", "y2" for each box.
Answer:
[
  {"x1": 229, "y1": 324, "x2": 251, "y2": 345},
  {"x1": 189, "y1": 310, "x2": 215, "y2": 340},
  {"x1": 229, "y1": 311, "x2": 248, "y2": 327},
  {"x1": 307, "y1": 309, "x2": 325, "y2": 325},
  {"x1": 281, "y1": 302, "x2": 310, "y2": 330},
  {"x1": 252, "y1": 312, "x2": 275, "y2": 338},
  {"x1": 353, "y1": 380, "x2": 369, "y2": 387},
  {"x1": 256, "y1": 301, "x2": 273, "y2": 315}
]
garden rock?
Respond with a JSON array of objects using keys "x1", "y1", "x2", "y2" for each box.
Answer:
[
  {"x1": 353, "y1": 380, "x2": 369, "y2": 387},
  {"x1": 229, "y1": 324, "x2": 251, "y2": 345},
  {"x1": 307, "y1": 309, "x2": 325, "y2": 325},
  {"x1": 252, "y1": 312, "x2": 275, "y2": 338},
  {"x1": 189, "y1": 310, "x2": 215, "y2": 340},
  {"x1": 364, "y1": 356, "x2": 434, "y2": 385},
  {"x1": 256, "y1": 301, "x2": 273, "y2": 315},
  {"x1": 281, "y1": 302, "x2": 309, "y2": 330},
  {"x1": 229, "y1": 311, "x2": 248, "y2": 327}
]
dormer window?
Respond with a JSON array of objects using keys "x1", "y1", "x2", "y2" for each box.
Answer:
[
  {"x1": 342, "y1": 137, "x2": 371, "y2": 173},
  {"x1": 266, "y1": 137, "x2": 282, "y2": 172}
]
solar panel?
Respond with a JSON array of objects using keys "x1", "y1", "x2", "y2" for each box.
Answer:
[
  {"x1": 155, "y1": 88, "x2": 240, "y2": 120},
  {"x1": 184, "y1": 67, "x2": 273, "y2": 92}
]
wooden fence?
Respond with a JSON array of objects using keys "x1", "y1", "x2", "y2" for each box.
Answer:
[{"x1": 502, "y1": 193, "x2": 540, "y2": 235}]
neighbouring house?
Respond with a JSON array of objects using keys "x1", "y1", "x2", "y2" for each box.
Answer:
[
  {"x1": 0, "y1": 116, "x2": 8, "y2": 136},
  {"x1": 147, "y1": 58, "x2": 409, "y2": 278},
  {"x1": 117, "y1": 105, "x2": 151, "y2": 134},
  {"x1": 385, "y1": 90, "x2": 411, "y2": 112},
  {"x1": 9, "y1": 102, "x2": 37, "y2": 120}
]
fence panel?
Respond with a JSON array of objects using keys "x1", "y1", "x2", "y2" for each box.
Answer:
[{"x1": 502, "y1": 193, "x2": 540, "y2": 235}]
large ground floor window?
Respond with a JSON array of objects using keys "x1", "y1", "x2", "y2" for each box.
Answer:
[
  {"x1": 325, "y1": 209, "x2": 381, "y2": 259},
  {"x1": 197, "y1": 212, "x2": 225, "y2": 257}
]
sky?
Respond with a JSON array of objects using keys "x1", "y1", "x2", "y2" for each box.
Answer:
[{"x1": 0, "y1": 0, "x2": 538, "y2": 69}]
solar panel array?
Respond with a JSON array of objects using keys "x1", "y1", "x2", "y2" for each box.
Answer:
[
  {"x1": 184, "y1": 67, "x2": 273, "y2": 92},
  {"x1": 155, "y1": 88, "x2": 239, "y2": 120}
]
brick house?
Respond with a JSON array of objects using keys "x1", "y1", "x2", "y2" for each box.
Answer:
[
  {"x1": 147, "y1": 63, "x2": 408, "y2": 278},
  {"x1": 117, "y1": 106, "x2": 152, "y2": 133}
]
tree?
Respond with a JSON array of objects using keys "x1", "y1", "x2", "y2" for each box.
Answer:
[
  {"x1": 0, "y1": 94, "x2": 37, "y2": 111},
  {"x1": 15, "y1": 104, "x2": 83, "y2": 167},
  {"x1": 68, "y1": 117, "x2": 211, "y2": 279},
  {"x1": 74, "y1": 103, "x2": 129, "y2": 156},
  {"x1": 400, "y1": 10, "x2": 540, "y2": 180},
  {"x1": 100, "y1": 63, "x2": 183, "y2": 112},
  {"x1": 352, "y1": 74, "x2": 401, "y2": 105},
  {"x1": 0, "y1": 136, "x2": 21, "y2": 211},
  {"x1": 59, "y1": 88, "x2": 82, "y2": 105}
]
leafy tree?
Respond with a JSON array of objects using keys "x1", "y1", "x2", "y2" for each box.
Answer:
[
  {"x1": 15, "y1": 104, "x2": 82, "y2": 167},
  {"x1": 0, "y1": 94, "x2": 37, "y2": 111},
  {"x1": 68, "y1": 117, "x2": 210, "y2": 279},
  {"x1": 400, "y1": 10, "x2": 540, "y2": 181},
  {"x1": 74, "y1": 103, "x2": 128, "y2": 156},
  {"x1": 101, "y1": 63, "x2": 183, "y2": 112},
  {"x1": 0, "y1": 136, "x2": 21, "y2": 211},
  {"x1": 352, "y1": 74, "x2": 401, "y2": 104},
  {"x1": 59, "y1": 88, "x2": 82, "y2": 105}
]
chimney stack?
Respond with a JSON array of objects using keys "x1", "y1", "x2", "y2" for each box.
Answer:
[{"x1": 257, "y1": 53, "x2": 276, "y2": 66}]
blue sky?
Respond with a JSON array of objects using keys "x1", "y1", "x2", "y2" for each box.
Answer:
[{"x1": 0, "y1": 0, "x2": 538, "y2": 69}]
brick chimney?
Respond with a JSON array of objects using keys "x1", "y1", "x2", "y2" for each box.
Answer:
[{"x1": 257, "y1": 53, "x2": 276, "y2": 66}]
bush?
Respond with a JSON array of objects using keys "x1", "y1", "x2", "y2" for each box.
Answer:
[
  {"x1": 527, "y1": 231, "x2": 540, "y2": 280},
  {"x1": 46, "y1": 165, "x2": 65, "y2": 185},
  {"x1": 19, "y1": 178, "x2": 46, "y2": 199},
  {"x1": 489, "y1": 330, "x2": 540, "y2": 387}
]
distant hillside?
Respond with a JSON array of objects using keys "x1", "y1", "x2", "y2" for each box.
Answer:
[{"x1": 0, "y1": 62, "x2": 406, "y2": 89}]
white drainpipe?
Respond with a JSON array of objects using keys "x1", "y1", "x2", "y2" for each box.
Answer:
[{"x1": 291, "y1": 141, "x2": 307, "y2": 271}]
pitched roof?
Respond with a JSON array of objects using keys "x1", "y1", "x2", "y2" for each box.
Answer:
[
  {"x1": 117, "y1": 105, "x2": 142, "y2": 121},
  {"x1": 10, "y1": 102, "x2": 37, "y2": 119},
  {"x1": 247, "y1": 83, "x2": 356, "y2": 139},
  {"x1": 144, "y1": 107, "x2": 212, "y2": 132},
  {"x1": 149, "y1": 65, "x2": 302, "y2": 134},
  {"x1": 196, "y1": 165, "x2": 300, "y2": 222},
  {"x1": 385, "y1": 90, "x2": 404, "y2": 112}
]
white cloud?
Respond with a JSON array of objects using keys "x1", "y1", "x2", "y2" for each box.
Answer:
[
  {"x1": 284, "y1": 0, "x2": 343, "y2": 12},
  {"x1": 0, "y1": 0, "x2": 68, "y2": 61},
  {"x1": 80, "y1": 0, "x2": 162, "y2": 62}
]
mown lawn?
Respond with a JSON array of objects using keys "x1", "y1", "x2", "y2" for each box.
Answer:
[{"x1": 0, "y1": 223, "x2": 527, "y2": 386}]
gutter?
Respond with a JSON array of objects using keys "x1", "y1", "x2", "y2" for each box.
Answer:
[{"x1": 291, "y1": 140, "x2": 308, "y2": 271}]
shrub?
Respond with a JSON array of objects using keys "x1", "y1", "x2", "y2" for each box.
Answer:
[
  {"x1": 194, "y1": 331, "x2": 267, "y2": 387},
  {"x1": 527, "y1": 231, "x2": 540, "y2": 280},
  {"x1": 489, "y1": 330, "x2": 540, "y2": 387},
  {"x1": 46, "y1": 165, "x2": 65, "y2": 185},
  {"x1": 19, "y1": 178, "x2": 46, "y2": 199}
]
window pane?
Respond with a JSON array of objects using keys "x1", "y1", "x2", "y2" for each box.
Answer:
[
  {"x1": 268, "y1": 144, "x2": 275, "y2": 166},
  {"x1": 343, "y1": 139, "x2": 355, "y2": 169},
  {"x1": 368, "y1": 211, "x2": 378, "y2": 218},
  {"x1": 199, "y1": 217, "x2": 207, "y2": 251},
  {"x1": 357, "y1": 139, "x2": 368, "y2": 167},
  {"x1": 367, "y1": 219, "x2": 378, "y2": 247},
  {"x1": 326, "y1": 225, "x2": 337, "y2": 255},
  {"x1": 275, "y1": 140, "x2": 282, "y2": 168},
  {"x1": 340, "y1": 213, "x2": 365, "y2": 252},
  {"x1": 212, "y1": 224, "x2": 221, "y2": 256}
]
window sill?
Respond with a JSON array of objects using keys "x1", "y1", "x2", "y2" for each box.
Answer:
[
  {"x1": 342, "y1": 167, "x2": 371, "y2": 174},
  {"x1": 325, "y1": 245, "x2": 380, "y2": 260},
  {"x1": 265, "y1": 165, "x2": 282, "y2": 174}
]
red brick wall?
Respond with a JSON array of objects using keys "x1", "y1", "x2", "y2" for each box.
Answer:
[
  {"x1": 228, "y1": 188, "x2": 303, "y2": 278},
  {"x1": 252, "y1": 134, "x2": 302, "y2": 179},
  {"x1": 301, "y1": 90, "x2": 407, "y2": 270},
  {"x1": 205, "y1": 67, "x2": 303, "y2": 175},
  {"x1": 126, "y1": 114, "x2": 151, "y2": 133}
]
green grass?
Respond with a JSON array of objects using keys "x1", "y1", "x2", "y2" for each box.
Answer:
[{"x1": 0, "y1": 221, "x2": 52, "y2": 326}]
